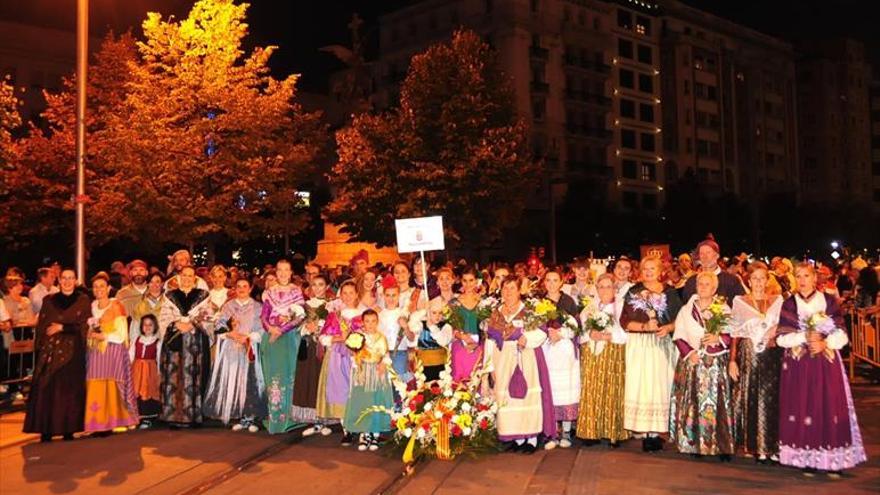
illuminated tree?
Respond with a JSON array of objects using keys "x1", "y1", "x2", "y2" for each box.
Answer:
[
  {"x1": 327, "y1": 30, "x2": 535, "y2": 248},
  {"x1": 103, "y1": 0, "x2": 325, "y2": 251}
]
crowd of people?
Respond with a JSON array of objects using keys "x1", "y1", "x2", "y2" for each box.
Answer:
[{"x1": 1, "y1": 237, "x2": 877, "y2": 479}]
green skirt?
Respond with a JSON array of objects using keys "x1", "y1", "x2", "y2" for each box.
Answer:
[
  {"x1": 342, "y1": 363, "x2": 394, "y2": 433},
  {"x1": 260, "y1": 330, "x2": 301, "y2": 434}
]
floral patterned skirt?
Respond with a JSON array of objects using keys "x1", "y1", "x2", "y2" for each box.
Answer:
[{"x1": 669, "y1": 353, "x2": 735, "y2": 455}]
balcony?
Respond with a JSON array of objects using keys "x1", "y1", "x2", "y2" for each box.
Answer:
[
  {"x1": 563, "y1": 56, "x2": 611, "y2": 74},
  {"x1": 530, "y1": 80, "x2": 550, "y2": 94},
  {"x1": 529, "y1": 45, "x2": 549, "y2": 61}
]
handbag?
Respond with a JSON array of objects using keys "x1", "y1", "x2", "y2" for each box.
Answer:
[{"x1": 508, "y1": 351, "x2": 528, "y2": 399}]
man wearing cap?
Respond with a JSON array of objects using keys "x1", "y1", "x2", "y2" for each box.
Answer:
[
  {"x1": 681, "y1": 235, "x2": 745, "y2": 304},
  {"x1": 116, "y1": 260, "x2": 151, "y2": 318}
]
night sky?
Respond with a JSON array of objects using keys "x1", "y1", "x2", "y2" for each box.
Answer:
[{"x1": 1, "y1": 0, "x2": 876, "y2": 91}]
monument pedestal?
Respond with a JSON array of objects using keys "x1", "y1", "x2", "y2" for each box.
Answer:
[{"x1": 312, "y1": 223, "x2": 399, "y2": 267}]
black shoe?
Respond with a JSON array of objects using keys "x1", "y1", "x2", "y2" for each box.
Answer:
[
  {"x1": 40, "y1": 434, "x2": 52, "y2": 443},
  {"x1": 581, "y1": 439, "x2": 600, "y2": 447},
  {"x1": 719, "y1": 454, "x2": 732, "y2": 463},
  {"x1": 521, "y1": 443, "x2": 537, "y2": 454},
  {"x1": 341, "y1": 432, "x2": 354, "y2": 446},
  {"x1": 505, "y1": 442, "x2": 522, "y2": 453},
  {"x1": 62, "y1": 434, "x2": 74, "y2": 441},
  {"x1": 641, "y1": 437, "x2": 651, "y2": 452},
  {"x1": 648, "y1": 436, "x2": 664, "y2": 452},
  {"x1": 609, "y1": 441, "x2": 621, "y2": 449},
  {"x1": 690, "y1": 453, "x2": 701, "y2": 459}
]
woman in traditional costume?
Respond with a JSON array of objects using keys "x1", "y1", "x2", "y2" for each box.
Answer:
[
  {"x1": 84, "y1": 272, "x2": 139, "y2": 434},
  {"x1": 296, "y1": 273, "x2": 333, "y2": 437},
  {"x1": 129, "y1": 272, "x2": 166, "y2": 345},
  {"x1": 576, "y1": 273, "x2": 628, "y2": 447},
  {"x1": 317, "y1": 280, "x2": 363, "y2": 446},
  {"x1": 24, "y1": 269, "x2": 90, "y2": 442},
  {"x1": 158, "y1": 266, "x2": 212, "y2": 427},
  {"x1": 728, "y1": 261, "x2": 783, "y2": 463},
  {"x1": 669, "y1": 271, "x2": 735, "y2": 460},
  {"x1": 203, "y1": 278, "x2": 267, "y2": 432},
  {"x1": 259, "y1": 260, "x2": 306, "y2": 434},
  {"x1": 449, "y1": 268, "x2": 485, "y2": 383},
  {"x1": 620, "y1": 255, "x2": 682, "y2": 452},
  {"x1": 540, "y1": 270, "x2": 580, "y2": 450},
  {"x1": 485, "y1": 276, "x2": 555, "y2": 454},
  {"x1": 776, "y1": 262, "x2": 867, "y2": 477}
]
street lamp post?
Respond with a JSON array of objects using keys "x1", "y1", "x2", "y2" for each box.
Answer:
[{"x1": 75, "y1": 0, "x2": 88, "y2": 282}]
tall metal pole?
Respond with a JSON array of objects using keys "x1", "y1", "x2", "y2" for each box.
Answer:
[{"x1": 75, "y1": 0, "x2": 88, "y2": 283}]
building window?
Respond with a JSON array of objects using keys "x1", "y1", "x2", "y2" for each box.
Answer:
[
  {"x1": 707, "y1": 85, "x2": 717, "y2": 101},
  {"x1": 485, "y1": 0, "x2": 494, "y2": 13},
  {"x1": 593, "y1": 17, "x2": 601, "y2": 30},
  {"x1": 874, "y1": 189, "x2": 880, "y2": 202},
  {"x1": 641, "y1": 133, "x2": 656, "y2": 152},
  {"x1": 621, "y1": 129, "x2": 637, "y2": 149},
  {"x1": 636, "y1": 16, "x2": 651, "y2": 36},
  {"x1": 620, "y1": 98, "x2": 636, "y2": 118},
  {"x1": 532, "y1": 98, "x2": 546, "y2": 121},
  {"x1": 623, "y1": 159, "x2": 638, "y2": 179},
  {"x1": 530, "y1": 0, "x2": 539, "y2": 13},
  {"x1": 620, "y1": 69, "x2": 634, "y2": 89},
  {"x1": 642, "y1": 193, "x2": 657, "y2": 209},
  {"x1": 639, "y1": 103, "x2": 654, "y2": 123},
  {"x1": 683, "y1": 80, "x2": 690, "y2": 95},
  {"x1": 873, "y1": 162, "x2": 880, "y2": 176},
  {"x1": 637, "y1": 45, "x2": 652, "y2": 64},
  {"x1": 686, "y1": 138, "x2": 692, "y2": 153},
  {"x1": 623, "y1": 191, "x2": 639, "y2": 209},
  {"x1": 638, "y1": 73, "x2": 653, "y2": 93},
  {"x1": 617, "y1": 10, "x2": 632, "y2": 29},
  {"x1": 640, "y1": 162, "x2": 656, "y2": 181},
  {"x1": 619, "y1": 39, "x2": 633, "y2": 59}
]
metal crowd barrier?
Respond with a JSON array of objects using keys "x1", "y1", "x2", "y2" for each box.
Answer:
[
  {"x1": 3, "y1": 326, "x2": 35, "y2": 391},
  {"x1": 849, "y1": 308, "x2": 879, "y2": 380}
]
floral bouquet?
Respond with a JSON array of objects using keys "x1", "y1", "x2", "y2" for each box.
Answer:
[
  {"x1": 581, "y1": 306, "x2": 613, "y2": 354},
  {"x1": 303, "y1": 299, "x2": 328, "y2": 341},
  {"x1": 344, "y1": 331, "x2": 366, "y2": 352},
  {"x1": 630, "y1": 291, "x2": 668, "y2": 322},
  {"x1": 475, "y1": 296, "x2": 499, "y2": 322},
  {"x1": 523, "y1": 298, "x2": 559, "y2": 331},
  {"x1": 278, "y1": 304, "x2": 306, "y2": 326},
  {"x1": 358, "y1": 355, "x2": 499, "y2": 471},
  {"x1": 798, "y1": 311, "x2": 837, "y2": 358},
  {"x1": 701, "y1": 296, "x2": 731, "y2": 336},
  {"x1": 577, "y1": 295, "x2": 594, "y2": 313}
]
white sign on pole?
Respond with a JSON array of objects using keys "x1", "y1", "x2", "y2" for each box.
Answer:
[{"x1": 394, "y1": 216, "x2": 445, "y2": 253}]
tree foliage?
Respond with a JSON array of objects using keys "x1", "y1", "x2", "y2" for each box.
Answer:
[
  {"x1": 327, "y1": 30, "x2": 536, "y2": 248},
  {"x1": 1, "y1": 0, "x2": 325, "y2": 255}
]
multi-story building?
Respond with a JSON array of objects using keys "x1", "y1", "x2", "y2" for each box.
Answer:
[
  {"x1": 658, "y1": 1, "x2": 799, "y2": 203},
  {"x1": 869, "y1": 79, "x2": 880, "y2": 209},
  {"x1": 797, "y1": 39, "x2": 873, "y2": 207},
  {"x1": 0, "y1": 21, "x2": 102, "y2": 125}
]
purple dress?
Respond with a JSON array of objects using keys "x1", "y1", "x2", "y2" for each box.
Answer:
[{"x1": 777, "y1": 292, "x2": 867, "y2": 471}]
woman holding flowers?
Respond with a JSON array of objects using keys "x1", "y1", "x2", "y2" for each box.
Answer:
[
  {"x1": 669, "y1": 271, "x2": 735, "y2": 460},
  {"x1": 776, "y1": 262, "x2": 866, "y2": 477},
  {"x1": 540, "y1": 270, "x2": 581, "y2": 450},
  {"x1": 576, "y1": 273, "x2": 628, "y2": 446},
  {"x1": 449, "y1": 268, "x2": 490, "y2": 382},
  {"x1": 484, "y1": 277, "x2": 555, "y2": 454},
  {"x1": 728, "y1": 261, "x2": 783, "y2": 463},
  {"x1": 159, "y1": 266, "x2": 212, "y2": 427},
  {"x1": 343, "y1": 309, "x2": 394, "y2": 452},
  {"x1": 620, "y1": 255, "x2": 682, "y2": 452},
  {"x1": 317, "y1": 280, "x2": 364, "y2": 446},
  {"x1": 259, "y1": 260, "x2": 306, "y2": 434}
]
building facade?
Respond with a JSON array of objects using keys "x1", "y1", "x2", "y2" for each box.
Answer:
[
  {"x1": 872, "y1": 79, "x2": 880, "y2": 207},
  {"x1": 796, "y1": 39, "x2": 873, "y2": 208}
]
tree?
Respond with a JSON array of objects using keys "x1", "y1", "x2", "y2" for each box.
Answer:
[
  {"x1": 103, "y1": 0, "x2": 325, "y2": 252},
  {"x1": 326, "y1": 30, "x2": 536, "y2": 248},
  {"x1": 0, "y1": 32, "x2": 138, "y2": 252},
  {"x1": 0, "y1": 75, "x2": 22, "y2": 237}
]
